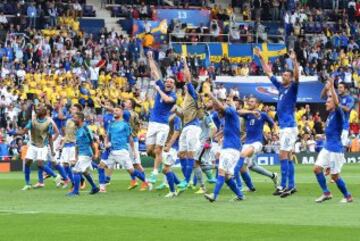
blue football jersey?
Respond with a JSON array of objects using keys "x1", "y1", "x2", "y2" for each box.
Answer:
[
  {"x1": 243, "y1": 112, "x2": 274, "y2": 144},
  {"x1": 270, "y1": 76, "x2": 298, "y2": 128},
  {"x1": 222, "y1": 107, "x2": 241, "y2": 150},
  {"x1": 324, "y1": 107, "x2": 345, "y2": 153}
]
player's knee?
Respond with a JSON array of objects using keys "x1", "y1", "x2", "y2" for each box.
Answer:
[
  {"x1": 313, "y1": 165, "x2": 322, "y2": 174},
  {"x1": 331, "y1": 174, "x2": 339, "y2": 181},
  {"x1": 178, "y1": 151, "x2": 186, "y2": 159},
  {"x1": 154, "y1": 146, "x2": 162, "y2": 156},
  {"x1": 162, "y1": 165, "x2": 170, "y2": 174}
]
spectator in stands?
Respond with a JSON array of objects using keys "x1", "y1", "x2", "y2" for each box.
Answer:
[
  {"x1": 73, "y1": 0, "x2": 83, "y2": 18},
  {"x1": 27, "y1": 2, "x2": 37, "y2": 29},
  {"x1": 48, "y1": 3, "x2": 58, "y2": 27}
]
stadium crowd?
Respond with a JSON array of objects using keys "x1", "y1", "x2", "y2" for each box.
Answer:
[{"x1": 0, "y1": 0, "x2": 357, "y2": 162}]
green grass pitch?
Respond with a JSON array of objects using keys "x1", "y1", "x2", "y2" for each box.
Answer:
[{"x1": 1, "y1": 165, "x2": 360, "y2": 241}]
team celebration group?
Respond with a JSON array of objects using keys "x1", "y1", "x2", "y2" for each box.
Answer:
[{"x1": 19, "y1": 48, "x2": 355, "y2": 203}]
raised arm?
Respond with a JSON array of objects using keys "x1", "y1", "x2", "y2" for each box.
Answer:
[
  {"x1": 154, "y1": 84, "x2": 175, "y2": 103},
  {"x1": 328, "y1": 78, "x2": 339, "y2": 106},
  {"x1": 208, "y1": 92, "x2": 225, "y2": 112},
  {"x1": 254, "y1": 47, "x2": 273, "y2": 77},
  {"x1": 320, "y1": 81, "x2": 331, "y2": 99},
  {"x1": 147, "y1": 51, "x2": 161, "y2": 81},
  {"x1": 290, "y1": 50, "x2": 299, "y2": 83}
]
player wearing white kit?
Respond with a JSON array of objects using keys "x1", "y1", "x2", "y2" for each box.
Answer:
[
  {"x1": 123, "y1": 99, "x2": 148, "y2": 191},
  {"x1": 162, "y1": 113, "x2": 182, "y2": 198},
  {"x1": 175, "y1": 57, "x2": 202, "y2": 190},
  {"x1": 146, "y1": 51, "x2": 177, "y2": 184},
  {"x1": 313, "y1": 78, "x2": 353, "y2": 203},
  {"x1": 255, "y1": 48, "x2": 300, "y2": 198},
  {"x1": 20, "y1": 106, "x2": 61, "y2": 190},
  {"x1": 58, "y1": 103, "x2": 83, "y2": 189}
]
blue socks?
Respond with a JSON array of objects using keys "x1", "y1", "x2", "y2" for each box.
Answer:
[
  {"x1": 172, "y1": 172, "x2": 180, "y2": 185},
  {"x1": 234, "y1": 157, "x2": 244, "y2": 188},
  {"x1": 38, "y1": 166, "x2": 44, "y2": 184},
  {"x1": 213, "y1": 175, "x2": 225, "y2": 199},
  {"x1": 226, "y1": 178, "x2": 243, "y2": 198},
  {"x1": 43, "y1": 165, "x2": 56, "y2": 177},
  {"x1": 98, "y1": 167, "x2": 106, "y2": 185},
  {"x1": 315, "y1": 172, "x2": 329, "y2": 194},
  {"x1": 133, "y1": 169, "x2": 145, "y2": 182},
  {"x1": 91, "y1": 162, "x2": 98, "y2": 169},
  {"x1": 280, "y1": 159, "x2": 288, "y2": 189},
  {"x1": 24, "y1": 165, "x2": 31, "y2": 185},
  {"x1": 335, "y1": 178, "x2": 350, "y2": 198},
  {"x1": 55, "y1": 164, "x2": 68, "y2": 180},
  {"x1": 73, "y1": 173, "x2": 81, "y2": 194},
  {"x1": 83, "y1": 173, "x2": 97, "y2": 190},
  {"x1": 193, "y1": 174, "x2": 198, "y2": 186},
  {"x1": 185, "y1": 158, "x2": 194, "y2": 183},
  {"x1": 129, "y1": 173, "x2": 136, "y2": 181},
  {"x1": 64, "y1": 166, "x2": 74, "y2": 184},
  {"x1": 288, "y1": 160, "x2": 295, "y2": 189},
  {"x1": 241, "y1": 171, "x2": 254, "y2": 190},
  {"x1": 180, "y1": 158, "x2": 187, "y2": 178},
  {"x1": 166, "y1": 172, "x2": 175, "y2": 192}
]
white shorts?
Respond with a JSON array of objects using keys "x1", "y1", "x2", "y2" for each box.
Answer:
[
  {"x1": 25, "y1": 144, "x2": 48, "y2": 161},
  {"x1": 315, "y1": 149, "x2": 345, "y2": 175},
  {"x1": 146, "y1": 122, "x2": 170, "y2": 147},
  {"x1": 242, "y1": 142, "x2": 263, "y2": 166},
  {"x1": 101, "y1": 149, "x2": 133, "y2": 170},
  {"x1": 279, "y1": 127, "x2": 298, "y2": 152},
  {"x1": 179, "y1": 125, "x2": 201, "y2": 152},
  {"x1": 129, "y1": 140, "x2": 141, "y2": 165},
  {"x1": 209, "y1": 142, "x2": 221, "y2": 162},
  {"x1": 341, "y1": 129, "x2": 349, "y2": 146},
  {"x1": 73, "y1": 156, "x2": 93, "y2": 173},
  {"x1": 61, "y1": 146, "x2": 76, "y2": 164},
  {"x1": 218, "y1": 148, "x2": 240, "y2": 175},
  {"x1": 162, "y1": 148, "x2": 178, "y2": 166}
]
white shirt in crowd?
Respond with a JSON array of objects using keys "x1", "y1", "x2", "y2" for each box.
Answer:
[
  {"x1": 218, "y1": 87, "x2": 227, "y2": 100},
  {"x1": 307, "y1": 139, "x2": 316, "y2": 152},
  {"x1": 0, "y1": 14, "x2": 7, "y2": 24}
]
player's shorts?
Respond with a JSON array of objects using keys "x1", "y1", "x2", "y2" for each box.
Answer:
[
  {"x1": 101, "y1": 148, "x2": 110, "y2": 162},
  {"x1": 242, "y1": 142, "x2": 263, "y2": 166},
  {"x1": 25, "y1": 144, "x2": 48, "y2": 161},
  {"x1": 162, "y1": 148, "x2": 178, "y2": 166},
  {"x1": 341, "y1": 129, "x2": 349, "y2": 146},
  {"x1": 53, "y1": 135, "x2": 62, "y2": 159},
  {"x1": 209, "y1": 142, "x2": 221, "y2": 162},
  {"x1": 195, "y1": 141, "x2": 212, "y2": 165},
  {"x1": 179, "y1": 125, "x2": 201, "y2": 152},
  {"x1": 73, "y1": 156, "x2": 93, "y2": 173},
  {"x1": 101, "y1": 149, "x2": 133, "y2": 170},
  {"x1": 146, "y1": 122, "x2": 170, "y2": 147},
  {"x1": 218, "y1": 148, "x2": 240, "y2": 175},
  {"x1": 279, "y1": 127, "x2": 298, "y2": 152},
  {"x1": 129, "y1": 140, "x2": 141, "y2": 165},
  {"x1": 315, "y1": 148, "x2": 345, "y2": 175},
  {"x1": 60, "y1": 143, "x2": 76, "y2": 164}
]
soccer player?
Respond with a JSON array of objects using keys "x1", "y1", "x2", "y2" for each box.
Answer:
[
  {"x1": 19, "y1": 106, "x2": 61, "y2": 190},
  {"x1": 337, "y1": 83, "x2": 355, "y2": 147},
  {"x1": 204, "y1": 93, "x2": 244, "y2": 202},
  {"x1": 58, "y1": 103, "x2": 83, "y2": 188},
  {"x1": 321, "y1": 83, "x2": 355, "y2": 148},
  {"x1": 234, "y1": 97, "x2": 278, "y2": 191},
  {"x1": 146, "y1": 51, "x2": 177, "y2": 183},
  {"x1": 255, "y1": 48, "x2": 299, "y2": 198},
  {"x1": 193, "y1": 97, "x2": 218, "y2": 194},
  {"x1": 162, "y1": 113, "x2": 182, "y2": 198},
  {"x1": 67, "y1": 112, "x2": 99, "y2": 196},
  {"x1": 313, "y1": 78, "x2": 353, "y2": 203},
  {"x1": 98, "y1": 106, "x2": 150, "y2": 192},
  {"x1": 175, "y1": 57, "x2": 202, "y2": 190},
  {"x1": 123, "y1": 99, "x2": 148, "y2": 191}
]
